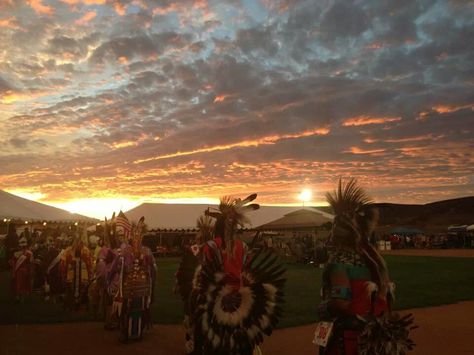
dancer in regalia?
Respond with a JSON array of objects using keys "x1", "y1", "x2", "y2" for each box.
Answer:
[
  {"x1": 95, "y1": 215, "x2": 120, "y2": 328},
  {"x1": 43, "y1": 237, "x2": 64, "y2": 302},
  {"x1": 9, "y1": 236, "x2": 34, "y2": 301},
  {"x1": 317, "y1": 179, "x2": 415, "y2": 355},
  {"x1": 179, "y1": 194, "x2": 286, "y2": 355},
  {"x1": 61, "y1": 229, "x2": 93, "y2": 310},
  {"x1": 109, "y1": 217, "x2": 156, "y2": 342},
  {"x1": 176, "y1": 214, "x2": 214, "y2": 351}
]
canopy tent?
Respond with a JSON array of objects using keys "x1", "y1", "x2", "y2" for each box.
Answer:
[
  {"x1": 448, "y1": 225, "x2": 468, "y2": 233},
  {"x1": 0, "y1": 190, "x2": 95, "y2": 222},
  {"x1": 256, "y1": 208, "x2": 334, "y2": 231},
  {"x1": 389, "y1": 227, "x2": 424, "y2": 235},
  {"x1": 467, "y1": 225, "x2": 474, "y2": 232},
  {"x1": 124, "y1": 203, "x2": 326, "y2": 230}
]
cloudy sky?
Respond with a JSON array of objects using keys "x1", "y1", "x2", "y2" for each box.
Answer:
[{"x1": 0, "y1": 0, "x2": 473, "y2": 217}]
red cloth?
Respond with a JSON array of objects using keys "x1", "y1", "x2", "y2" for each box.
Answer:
[
  {"x1": 204, "y1": 237, "x2": 246, "y2": 289},
  {"x1": 349, "y1": 280, "x2": 388, "y2": 317},
  {"x1": 9, "y1": 250, "x2": 33, "y2": 296}
]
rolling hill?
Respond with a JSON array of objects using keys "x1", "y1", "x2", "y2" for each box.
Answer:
[{"x1": 318, "y1": 197, "x2": 474, "y2": 233}]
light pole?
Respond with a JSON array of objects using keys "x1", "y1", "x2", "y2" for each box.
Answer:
[
  {"x1": 298, "y1": 189, "x2": 312, "y2": 207},
  {"x1": 3, "y1": 218, "x2": 12, "y2": 234}
]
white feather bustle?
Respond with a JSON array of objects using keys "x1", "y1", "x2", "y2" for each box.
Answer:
[
  {"x1": 259, "y1": 315, "x2": 270, "y2": 330},
  {"x1": 213, "y1": 286, "x2": 254, "y2": 327},
  {"x1": 214, "y1": 272, "x2": 225, "y2": 282},
  {"x1": 202, "y1": 312, "x2": 209, "y2": 331},
  {"x1": 206, "y1": 285, "x2": 217, "y2": 302},
  {"x1": 388, "y1": 282, "x2": 396, "y2": 300},
  {"x1": 263, "y1": 283, "x2": 277, "y2": 297},
  {"x1": 241, "y1": 271, "x2": 254, "y2": 284},
  {"x1": 247, "y1": 324, "x2": 260, "y2": 340},
  {"x1": 183, "y1": 315, "x2": 190, "y2": 328},
  {"x1": 212, "y1": 334, "x2": 221, "y2": 348},
  {"x1": 192, "y1": 265, "x2": 202, "y2": 289},
  {"x1": 185, "y1": 339, "x2": 194, "y2": 354},
  {"x1": 207, "y1": 328, "x2": 214, "y2": 341},
  {"x1": 365, "y1": 281, "x2": 379, "y2": 298},
  {"x1": 265, "y1": 301, "x2": 276, "y2": 314}
]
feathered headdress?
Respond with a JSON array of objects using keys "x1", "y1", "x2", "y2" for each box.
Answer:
[
  {"x1": 131, "y1": 216, "x2": 145, "y2": 252},
  {"x1": 206, "y1": 194, "x2": 260, "y2": 227},
  {"x1": 326, "y1": 178, "x2": 389, "y2": 295},
  {"x1": 206, "y1": 194, "x2": 259, "y2": 252},
  {"x1": 196, "y1": 214, "x2": 214, "y2": 243},
  {"x1": 103, "y1": 212, "x2": 118, "y2": 249},
  {"x1": 326, "y1": 178, "x2": 379, "y2": 246}
]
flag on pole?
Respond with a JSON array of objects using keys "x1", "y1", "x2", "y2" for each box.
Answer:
[{"x1": 115, "y1": 211, "x2": 131, "y2": 239}]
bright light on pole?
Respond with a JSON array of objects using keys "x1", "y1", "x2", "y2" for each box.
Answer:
[{"x1": 298, "y1": 189, "x2": 312, "y2": 206}]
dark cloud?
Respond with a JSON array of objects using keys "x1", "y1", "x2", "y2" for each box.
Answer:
[
  {"x1": 89, "y1": 32, "x2": 193, "y2": 64},
  {"x1": 0, "y1": 0, "x2": 472, "y2": 205},
  {"x1": 319, "y1": 1, "x2": 370, "y2": 38},
  {"x1": 0, "y1": 76, "x2": 14, "y2": 93}
]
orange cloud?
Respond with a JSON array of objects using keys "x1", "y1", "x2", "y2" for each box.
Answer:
[
  {"x1": 28, "y1": 0, "x2": 54, "y2": 15},
  {"x1": 110, "y1": 141, "x2": 137, "y2": 149},
  {"x1": 364, "y1": 138, "x2": 377, "y2": 143},
  {"x1": 417, "y1": 104, "x2": 473, "y2": 120},
  {"x1": 432, "y1": 104, "x2": 473, "y2": 114},
  {"x1": 0, "y1": 16, "x2": 19, "y2": 29},
  {"x1": 213, "y1": 94, "x2": 230, "y2": 103},
  {"x1": 0, "y1": 91, "x2": 30, "y2": 104},
  {"x1": 366, "y1": 42, "x2": 386, "y2": 50},
  {"x1": 75, "y1": 10, "x2": 96, "y2": 25},
  {"x1": 385, "y1": 134, "x2": 444, "y2": 143},
  {"x1": 342, "y1": 115, "x2": 402, "y2": 126},
  {"x1": 345, "y1": 147, "x2": 386, "y2": 155},
  {"x1": 114, "y1": 2, "x2": 126, "y2": 16},
  {"x1": 134, "y1": 127, "x2": 330, "y2": 164},
  {"x1": 61, "y1": 0, "x2": 106, "y2": 4}
]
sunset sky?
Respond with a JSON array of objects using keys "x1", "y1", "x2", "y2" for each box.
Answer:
[{"x1": 0, "y1": 0, "x2": 473, "y2": 218}]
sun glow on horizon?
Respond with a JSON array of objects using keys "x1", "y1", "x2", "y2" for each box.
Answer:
[
  {"x1": 7, "y1": 190, "x2": 329, "y2": 220},
  {"x1": 6, "y1": 189, "x2": 47, "y2": 201},
  {"x1": 298, "y1": 189, "x2": 312, "y2": 203},
  {"x1": 146, "y1": 197, "x2": 220, "y2": 205},
  {"x1": 49, "y1": 198, "x2": 142, "y2": 219},
  {"x1": 49, "y1": 197, "x2": 221, "y2": 219}
]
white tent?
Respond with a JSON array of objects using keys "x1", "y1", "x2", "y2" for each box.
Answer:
[
  {"x1": 0, "y1": 190, "x2": 95, "y2": 222},
  {"x1": 124, "y1": 203, "x2": 331, "y2": 230}
]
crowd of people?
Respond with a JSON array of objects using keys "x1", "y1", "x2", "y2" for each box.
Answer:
[
  {"x1": 3, "y1": 213, "x2": 157, "y2": 342},
  {"x1": 384, "y1": 233, "x2": 473, "y2": 249},
  {"x1": 1, "y1": 180, "x2": 417, "y2": 354}
]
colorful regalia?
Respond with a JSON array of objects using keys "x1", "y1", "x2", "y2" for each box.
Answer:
[
  {"x1": 317, "y1": 179, "x2": 415, "y2": 355},
  {"x1": 9, "y1": 237, "x2": 34, "y2": 300},
  {"x1": 94, "y1": 215, "x2": 120, "y2": 328},
  {"x1": 61, "y1": 232, "x2": 93, "y2": 310},
  {"x1": 108, "y1": 217, "x2": 156, "y2": 342},
  {"x1": 32, "y1": 242, "x2": 47, "y2": 292},
  {"x1": 178, "y1": 194, "x2": 286, "y2": 355},
  {"x1": 43, "y1": 238, "x2": 64, "y2": 299},
  {"x1": 176, "y1": 214, "x2": 214, "y2": 351}
]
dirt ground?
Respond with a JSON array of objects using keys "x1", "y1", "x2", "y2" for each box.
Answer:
[
  {"x1": 1, "y1": 249, "x2": 473, "y2": 355},
  {"x1": 1, "y1": 301, "x2": 473, "y2": 355}
]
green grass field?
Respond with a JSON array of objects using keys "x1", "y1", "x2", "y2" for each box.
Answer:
[{"x1": 1, "y1": 255, "x2": 474, "y2": 328}]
